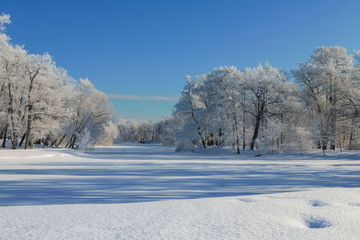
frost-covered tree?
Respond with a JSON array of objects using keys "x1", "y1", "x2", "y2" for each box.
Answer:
[
  {"x1": 77, "y1": 128, "x2": 94, "y2": 153},
  {"x1": 174, "y1": 67, "x2": 248, "y2": 152},
  {"x1": 96, "y1": 121, "x2": 118, "y2": 146},
  {"x1": 115, "y1": 119, "x2": 139, "y2": 143},
  {"x1": 0, "y1": 13, "x2": 117, "y2": 150},
  {"x1": 293, "y1": 46, "x2": 358, "y2": 150},
  {"x1": 161, "y1": 46, "x2": 360, "y2": 153},
  {"x1": 174, "y1": 78, "x2": 208, "y2": 150},
  {"x1": 21, "y1": 53, "x2": 73, "y2": 149},
  {"x1": 0, "y1": 14, "x2": 74, "y2": 149},
  {"x1": 158, "y1": 116, "x2": 180, "y2": 146},
  {"x1": 0, "y1": 14, "x2": 11, "y2": 32},
  {"x1": 64, "y1": 78, "x2": 113, "y2": 149},
  {"x1": 171, "y1": 63, "x2": 306, "y2": 153},
  {"x1": 115, "y1": 118, "x2": 170, "y2": 144},
  {"x1": 201, "y1": 67, "x2": 242, "y2": 149},
  {"x1": 241, "y1": 63, "x2": 297, "y2": 150},
  {"x1": 0, "y1": 33, "x2": 27, "y2": 149}
]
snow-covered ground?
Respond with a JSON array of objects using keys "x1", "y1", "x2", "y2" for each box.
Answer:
[{"x1": 1, "y1": 144, "x2": 360, "y2": 239}]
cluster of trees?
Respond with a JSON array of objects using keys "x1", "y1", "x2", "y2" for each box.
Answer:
[
  {"x1": 3, "y1": 13, "x2": 359, "y2": 154},
  {"x1": 0, "y1": 14, "x2": 116, "y2": 149},
  {"x1": 115, "y1": 118, "x2": 170, "y2": 144},
  {"x1": 163, "y1": 46, "x2": 360, "y2": 153}
]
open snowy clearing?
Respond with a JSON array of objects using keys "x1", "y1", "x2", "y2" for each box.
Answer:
[
  {"x1": 2, "y1": 188, "x2": 360, "y2": 239},
  {"x1": 1, "y1": 144, "x2": 360, "y2": 239}
]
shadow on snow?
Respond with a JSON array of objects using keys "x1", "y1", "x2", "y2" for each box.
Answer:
[{"x1": 1, "y1": 144, "x2": 360, "y2": 206}]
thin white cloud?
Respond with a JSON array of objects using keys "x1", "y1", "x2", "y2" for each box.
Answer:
[
  {"x1": 108, "y1": 93, "x2": 178, "y2": 101},
  {"x1": 115, "y1": 115, "x2": 170, "y2": 123}
]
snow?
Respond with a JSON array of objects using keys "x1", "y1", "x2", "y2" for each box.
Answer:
[{"x1": 1, "y1": 144, "x2": 360, "y2": 239}]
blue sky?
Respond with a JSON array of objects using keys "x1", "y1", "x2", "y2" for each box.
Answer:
[{"x1": 2, "y1": 0, "x2": 360, "y2": 120}]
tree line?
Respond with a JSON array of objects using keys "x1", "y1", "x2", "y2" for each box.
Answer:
[
  {"x1": 155, "y1": 46, "x2": 360, "y2": 154},
  {"x1": 0, "y1": 14, "x2": 117, "y2": 149},
  {"x1": 114, "y1": 119, "x2": 167, "y2": 144},
  {"x1": 4, "y1": 13, "x2": 359, "y2": 153}
]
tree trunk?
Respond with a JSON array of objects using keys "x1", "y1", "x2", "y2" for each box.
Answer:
[
  {"x1": 242, "y1": 94, "x2": 246, "y2": 150},
  {"x1": 339, "y1": 135, "x2": 342, "y2": 152},
  {"x1": 70, "y1": 136, "x2": 77, "y2": 149},
  {"x1": 50, "y1": 139, "x2": 57, "y2": 147},
  {"x1": 349, "y1": 119, "x2": 355, "y2": 150},
  {"x1": 319, "y1": 118, "x2": 326, "y2": 155},
  {"x1": 11, "y1": 132, "x2": 18, "y2": 150},
  {"x1": 2, "y1": 124, "x2": 8, "y2": 148},
  {"x1": 65, "y1": 134, "x2": 75, "y2": 148},
  {"x1": 44, "y1": 136, "x2": 50, "y2": 146},
  {"x1": 56, "y1": 134, "x2": 67, "y2": 147},
  {"x1": 327, "y1": 77, "x2": 336, "y2": 150},
  {"x1": 187, "y1": 82, "x2": 206, "y2": 149},
  {"x1": 19, "y1": 133, "x2": 26, "y2": 147},
  {"x1": 190, "y1": 111, "x2": 206, "y2": 149},
  {"x1": 234, "y1": 114, "x2": 240, "y2": 154},
  {"x1": 25, "y1": 109, "x2": 32, "y2": 149},
  {"x1": 250, "y1": 116, "x2": 261, "y2": 151},
  {"x1": 322, "y1": 125, "x2": 328, "y2": 151},
  {"x1": 218, "y1": 127, "x2": 224, "y2": 148},
  {"x1": 7, "y1": 83, "x2": 18, "y2": 149},
  {"x1": 24, "y1": 68, "x2": 39, "y2": 150}
]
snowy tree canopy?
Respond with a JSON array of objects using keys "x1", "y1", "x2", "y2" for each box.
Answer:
[
  {"x1": 0, "y1": 13, "x2": 117, "y2": 149},
  {"x1": 169, "y1": 49, "x2": 360, "y2": 154}
]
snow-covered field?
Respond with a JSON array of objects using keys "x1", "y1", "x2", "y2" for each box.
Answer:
[{"x1": 1, "y1": 144, "x2": 360, "y2": 239}]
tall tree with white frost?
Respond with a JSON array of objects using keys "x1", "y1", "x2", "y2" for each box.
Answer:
[
  {"x1": 293, "y1": 46, "x2": 357, "y2": 150},
  {"x1": 174, "y1": 78, "x2": 208, "y2": 150},
  {"x1": 64, "y1": 78, "x2": 113, "y2": 149},
  {"x1": 0, "y1": 33, "x2": 27, "y2": 149},
  {"x1": 242, "y1": 63, "x2": 295, "y2": 150}
]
